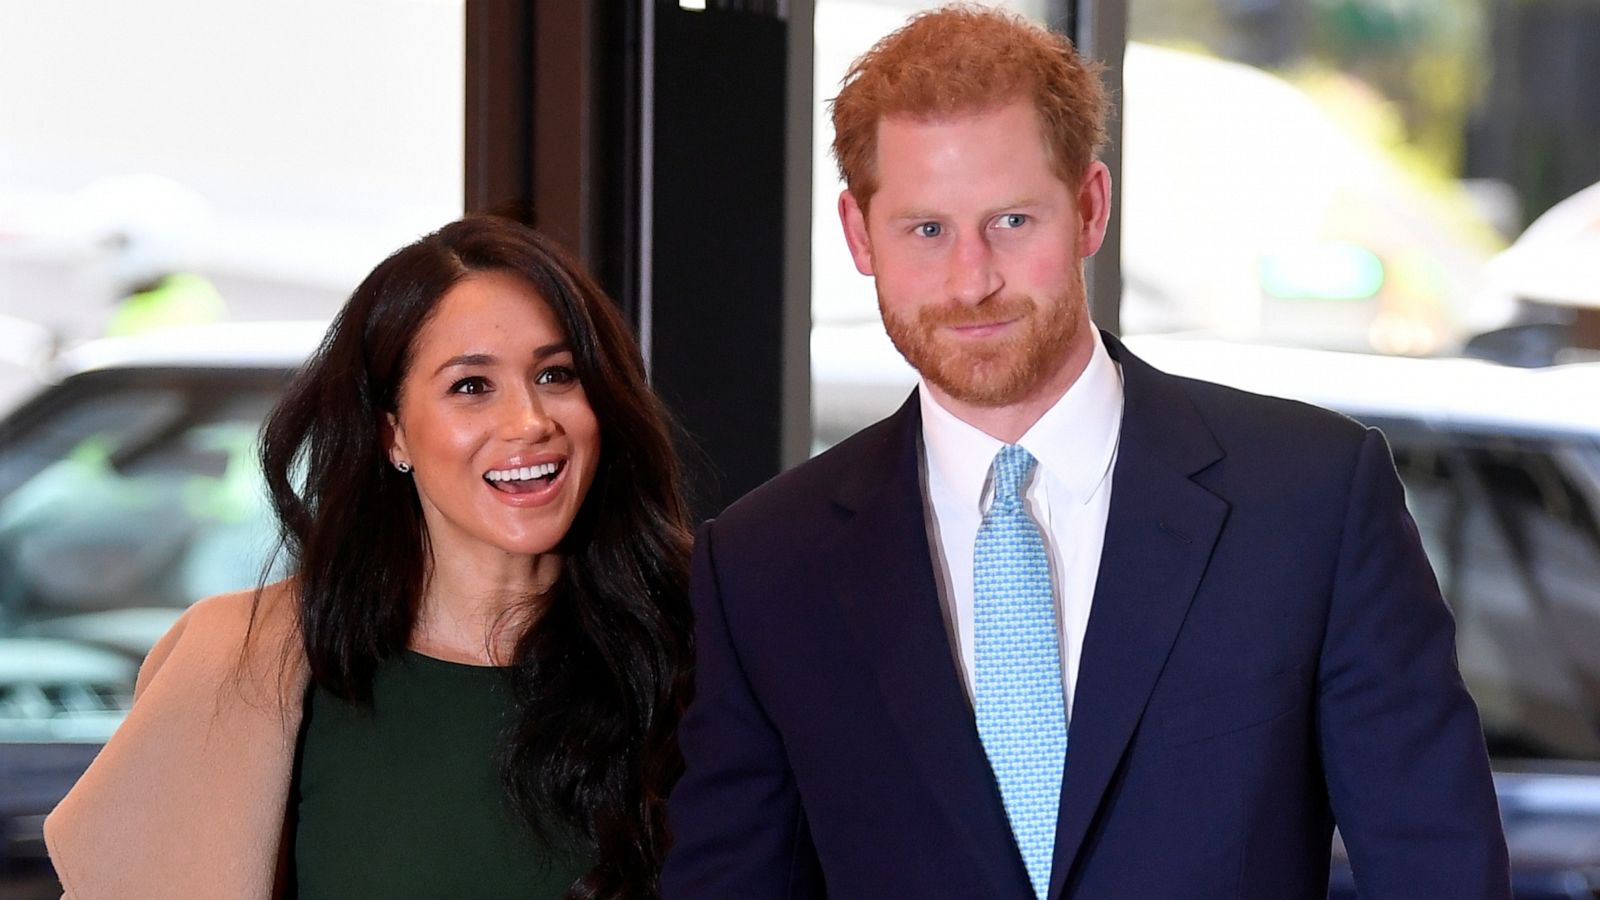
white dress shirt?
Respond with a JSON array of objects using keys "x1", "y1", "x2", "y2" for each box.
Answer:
[{"x1": 919, "y1": 329, "x2": 1124, "y2": 717}]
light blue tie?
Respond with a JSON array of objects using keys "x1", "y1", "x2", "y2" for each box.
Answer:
[{"x1": 974, "y1": 444, "x2": 1067, "y2": 899}]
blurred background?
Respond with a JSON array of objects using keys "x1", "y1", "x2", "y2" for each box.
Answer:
[{"x1": 1, "y1": 0, "x2": 1597, "y2": 896}]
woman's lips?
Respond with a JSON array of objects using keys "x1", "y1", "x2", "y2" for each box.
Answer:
[{"x1": 483, "y1": 459, "x2": 566, "y2": 504}]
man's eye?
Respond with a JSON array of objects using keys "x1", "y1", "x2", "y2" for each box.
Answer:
[
  {"x1": 536, "y1": 365, "x2": 579, "y2": 386},
  {"x1": 450, "y1": 376, "x2": 490, "y2": 395},
  {"x1": 995, "y1": 213, "x2": 1028, "y2": 229},
  {"x1": 916, "y1": 222, "x2": 943, "y2": 238}
]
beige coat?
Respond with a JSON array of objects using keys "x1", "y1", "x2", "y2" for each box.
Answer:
[{"x1": 44, "y1": 583, "x2": 308, "y2": 900}]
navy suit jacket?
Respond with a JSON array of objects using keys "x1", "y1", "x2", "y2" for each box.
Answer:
[{"x1": 663, "y1": 335, "x2": 1510, "y2": 899}]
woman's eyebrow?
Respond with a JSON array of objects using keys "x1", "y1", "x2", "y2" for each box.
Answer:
[
  {"x1": 434, "y1": 352, "x2": 496, "y2": 375},
  {"x1": 434, "y1": 343, "x2": 570, "y2": 376}
]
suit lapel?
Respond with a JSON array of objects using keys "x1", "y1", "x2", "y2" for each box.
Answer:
[
  {"x1": 1049, "y1": 334, "x2": 1230, "y2": 898},
  {"x1": 829, "y1": 393, "x2": 1034, "y2": 898}
]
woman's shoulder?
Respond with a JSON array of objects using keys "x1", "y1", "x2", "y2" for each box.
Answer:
[
  {"x1": 137, "y1": 579, "x2": 301, "y2": 696},
  {"x1": 185, "y1": 578, "x2": 298, "y2": 628}
]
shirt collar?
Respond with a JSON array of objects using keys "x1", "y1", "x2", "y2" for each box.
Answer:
[{"x1": 920, "y1": 328, "x2": 1124, "y2": 512}]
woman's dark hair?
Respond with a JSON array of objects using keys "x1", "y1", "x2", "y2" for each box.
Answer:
[{"x1": 259, "y1": 216, "x2": 692, "y2": 898}]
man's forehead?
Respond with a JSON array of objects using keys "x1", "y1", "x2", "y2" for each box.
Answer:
[
  {"x1": 874, "y1": 97, "x2": 1037, "y2": 130},
  {"x1": 869, "y1": 102, "x2": 1055, "y2": 171}
]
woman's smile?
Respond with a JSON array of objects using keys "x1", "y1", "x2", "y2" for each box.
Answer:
[{"x1": 483, "y1": 456, "x2": 568, "y2": 501}]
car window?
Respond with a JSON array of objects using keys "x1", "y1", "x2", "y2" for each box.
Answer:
[
  {"x1": 0, "y1": 368, "x2": 288, "y2": 742},
  {"x1": 1378, "y1": 421, "x2": 1600, "y2": 762}
]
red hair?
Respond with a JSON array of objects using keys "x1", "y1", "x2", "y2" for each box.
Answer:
[{"x1": 830, "y1": 4, "x2": 1108, "y2": 208}]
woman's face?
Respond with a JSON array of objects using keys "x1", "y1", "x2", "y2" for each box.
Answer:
[{"x1": 387, "y1": 270, "x2": 601, "y2": 565}]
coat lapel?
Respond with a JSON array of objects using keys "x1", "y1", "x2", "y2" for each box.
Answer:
[
  {"x1": 1048, "y1": 334, "x2": 1230, "y2": 898},
  {"x1": 829, "y1": 394, "x2": 1034, "y2": 898}
]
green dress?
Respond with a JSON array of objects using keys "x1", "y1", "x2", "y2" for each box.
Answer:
[{"x1": 291, "y1": 650, "x2": 591, "y2": 899}]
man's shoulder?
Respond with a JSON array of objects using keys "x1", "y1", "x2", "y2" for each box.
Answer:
[
  {"x1": 1144, "y1": 360, "x2": 1372, "y2": 455},
  {"x1": 1114, "y1": 334, "x2": 1373, "y2": 458},
  {"x1": 1187, "y1": 370, "x2": 1363, "y2": 431},
  {"x1": 1126, "y1": 363, "x2": 1388, "y2": 519}
]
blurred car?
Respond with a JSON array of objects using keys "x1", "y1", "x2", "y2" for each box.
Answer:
[
  {"x1": 1481, "y1": 179, "x2": 1600, "y2": 357},
  {"x1": 817, "y1": 324, "x2": 1600, "y2": 896},
  {"x1": 0, "y1": 322, "x2": 321, "y2": 881}
]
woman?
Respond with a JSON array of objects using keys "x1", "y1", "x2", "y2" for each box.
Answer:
[{"x1": 45, "y1": 216, "x2": 694, "y2": 899}]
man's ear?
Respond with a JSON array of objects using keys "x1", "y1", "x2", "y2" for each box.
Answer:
[
  {"x1": 838, "y1": 189, "x2": 876, "y2": 276},
  {"x1": 1076, "y1": 160, "x2": 1113, "y2": 259}
]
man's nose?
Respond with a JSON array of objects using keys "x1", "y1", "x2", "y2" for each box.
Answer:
[{"x1": 945, "y1": 232, "x2": 1002, "y2": 304}]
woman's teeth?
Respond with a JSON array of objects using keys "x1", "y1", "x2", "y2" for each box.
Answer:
[{"x1": 485, "y1": 462, "x2": 561, "y2": 483}]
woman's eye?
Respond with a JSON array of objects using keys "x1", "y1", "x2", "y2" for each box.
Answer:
[
  {"x1": 536, "y1": 365, "x2": 579, "y2": 386},
  {"x1": 450, "y1": 376, "x2": 490, "y2": 395},
  {"x1": 916, "y1": 222, "x2": 942, "y2": 238},
  {"x1": 995, "y1": 213, "x2": 1028, "y2": 229}
]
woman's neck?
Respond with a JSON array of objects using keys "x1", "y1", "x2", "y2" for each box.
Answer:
[{"x1": 410, "y1": 550, "x2": 561, "y2": 665}]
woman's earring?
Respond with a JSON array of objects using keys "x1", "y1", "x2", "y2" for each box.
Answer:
[{"x1": 395, "y1": 460, "x2": 412, "y2": 474}]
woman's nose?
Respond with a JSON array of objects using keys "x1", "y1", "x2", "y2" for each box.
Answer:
[{"x1": 505, "y1": 388, "x2": 556, "y2": 441}]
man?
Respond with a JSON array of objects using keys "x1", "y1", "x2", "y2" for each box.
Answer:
[{"x1": 662, "y1": 7, "x2": 1510, "y2": 899}]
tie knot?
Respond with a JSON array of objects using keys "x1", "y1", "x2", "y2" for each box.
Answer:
[{"x1": 989, "y1": 444, "x2": 1037, "y2": 505}]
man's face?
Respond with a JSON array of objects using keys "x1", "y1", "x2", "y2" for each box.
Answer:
[{"x1": 839, "y1": 99, "x2": 1110, "y2": 410}]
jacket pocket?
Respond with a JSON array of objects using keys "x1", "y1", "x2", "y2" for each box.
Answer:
[{"x1": 1159, "y1": 666, "x2": 1306, "y2": 747}]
